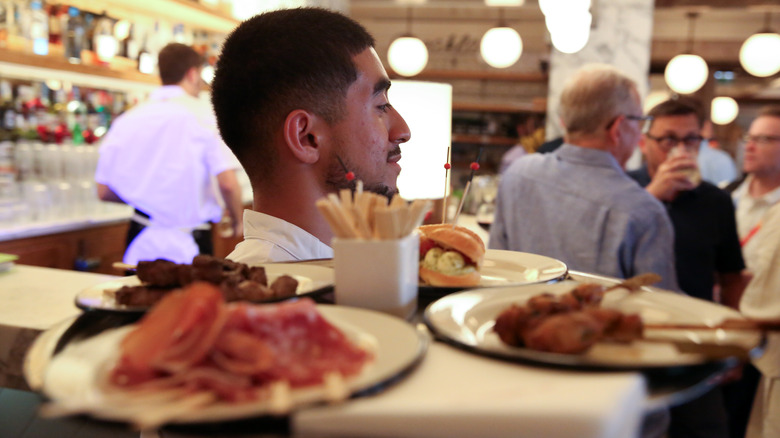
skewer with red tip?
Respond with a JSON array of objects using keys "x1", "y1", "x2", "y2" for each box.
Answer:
[{"x1": 336, "y1": 154, "x2": 356, "y2": 190}]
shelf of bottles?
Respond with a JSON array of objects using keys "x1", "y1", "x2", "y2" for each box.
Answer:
[
  {"x1": 0, "y1": 1, "x2": 239, "y2": 233},
  {"x1": 0, "y1": 74, "x2": 136, "y2": 232},
  {"x1": 0, "y1": 0, "x2": 230, "y2": 88}
]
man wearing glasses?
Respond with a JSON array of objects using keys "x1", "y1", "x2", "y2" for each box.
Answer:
[
  {"x1": 731, "y1": 106, "x2": 780, "y2": 273},
  {"x1": 490, "y1": 64, "x2": 678, "y2": 292},
  {"x1": 628, "y1": 98, "x2": 745, "y2": 438}
]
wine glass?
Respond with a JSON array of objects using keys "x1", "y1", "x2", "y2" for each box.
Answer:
[
  {"x1": 474, "y1": 175, "x2": 498, "y2": 231},
  {"x1": 475, "y1": 202, "x2": 495, "y2": 231}
]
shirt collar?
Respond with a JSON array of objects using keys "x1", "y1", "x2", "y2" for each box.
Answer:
[
  {"x1": 738, "y1": 175, "x2": 780, "y2": 205},
  {"x1": 243, "y1": 210, "x2": 332, "y2": 260},
  {"x1": 149, "y1": 85, "x2": 187, "y2": 101},
  {"x1": 555, "y1": 143, "x2": 624, "y2": 171}
]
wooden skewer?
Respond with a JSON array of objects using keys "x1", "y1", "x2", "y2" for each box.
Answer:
[
  {"x1": 452, "y1": 180, "x2": 471, "y2": 226},
  {"x1": 646, "y1": 319, "x2": 780, "y2": 332},
  {"x1": 112, "y1": 262, "x2": 137, "y2": 271},
  {"x1": 605, "y1": 273, "x2": 663, "y2": 292}
]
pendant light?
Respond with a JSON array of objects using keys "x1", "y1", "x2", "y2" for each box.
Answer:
[
  {"x1": 711, "y1": 97, "x2": 739, "y2": 125},
  {"x1": 387, "y1": 8, "x2": 428, "y2": 77},
  {"x1": 540, "y1": 0, "x2": 592, "y2": 54},
  {"x1": 664, "y1": 12, "x2": 709, "y2": 95},
  {"x1": 480, "y1": 8, "x2": 523, "y2": 69},
  {"x1": 740, "y1": 12, "x2": 780, "y2": 78}
]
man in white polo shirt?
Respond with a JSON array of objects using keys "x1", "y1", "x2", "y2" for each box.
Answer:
[{"x1": 732, "y1": 106, "x2": 780, "y2": 272}]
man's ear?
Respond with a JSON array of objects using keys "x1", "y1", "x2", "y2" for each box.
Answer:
[
  {"x1": 187, "y1": 67, "x2": 201, "y2": 85},
  {"x1": 283, "y1": 110, "x2": 323, "y2": 164},
  {"x1": 606, "y1": 115, "x2": 623, "y2": 145},
  {"x1": 638, "y1": 134, "x2": 648, "y2": 155}
]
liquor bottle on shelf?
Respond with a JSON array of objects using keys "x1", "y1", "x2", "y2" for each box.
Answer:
[
  {"x1": 124, "y1": 23, "x2": 140, "y2": 61},
  {"x1": 93, "y1": 13, "x2": 117, "y2": 63},
  {"x1": 82, "y1": 10, "x2": 94, "y2": 51},
  {"x1": 29, "y1": 0, "x2": 48, "y2": 55},
  {"x1": 137, "y1": 33, "x2": 154, "y2": 74},
  {"x1": 1, "y1": 80, "x2": 24, "y2": 143},
  {"x1": 0, "y1": 0, "x2": 8, "y2": 48},
  {"x1": 64, "y1": 6, "x2": 85, "y2": 64},
  {"x1": 47, "y1": 2, "x2": 63, "y2": 45}
]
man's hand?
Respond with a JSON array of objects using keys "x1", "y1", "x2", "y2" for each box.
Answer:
[{"x1": 646, "y1": 153, "x2": 697, "y2": 202}]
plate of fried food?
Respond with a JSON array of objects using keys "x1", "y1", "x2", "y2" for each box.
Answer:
[
  {"x1": 29, "y1": 283, "x2": 428, "y2": 430},
  {"x1": 417, "y1": 224, "x2": 568, "y2": 296},
  {"x1": 76, "y1": 255, "x2": 334, "y2": 313},
  {"x1": 423, "y1": 272, "x2": 765, "y2": 370}
]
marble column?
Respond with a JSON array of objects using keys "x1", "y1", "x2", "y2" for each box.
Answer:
[{"x1": 545, "y1": 0, "x2": 655, "y2": 140}]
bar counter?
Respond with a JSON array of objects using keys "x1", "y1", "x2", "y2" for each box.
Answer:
[{"x1": 0, "y1": 263, "x2": 655, "y2": 438}]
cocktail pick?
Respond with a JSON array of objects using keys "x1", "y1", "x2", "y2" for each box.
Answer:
[
  {"x1": 453, "y1": 146, "x2": 483, "y2": 225},
  {"x1": 442, "y1": 146, "x2": 451, "y2": 223},
  {"x1": 336, "y1": 154, "x2": 356, "y2": 189}
]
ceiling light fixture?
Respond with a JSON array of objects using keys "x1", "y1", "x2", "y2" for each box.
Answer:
[
  {"x1": 540, "y1": 0, "x2": 592, "y2": 54},
  {"x1": 480, "y1": 8, "x2": 523, "y2": 69},
  {"x1": 740, "y1": 12, "x2": 780, "y2": 78},
  {"x1": 664, "y1": 12, "x2": 709, "y2": 95},
  {"x1": 387, "y1": 7, "x2": 429, "y2": 77},
  {"x1": 711, "y1": 96, "x2": 739, "y2": 125},
  {"x1": 547, "y1": 11, "x2": 592, "y2": 54}
]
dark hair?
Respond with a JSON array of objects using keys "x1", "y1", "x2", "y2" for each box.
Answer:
[
  {"x1": 758, "y1": 105, "x2": 780, "y2": 118},
  {"x1": 647, "y1": 97, "x2": 704, "y2": 129},
  {"x1": 158, "y1": 43, "x2": 204, "y2": 85},
  {"x1": 211, "y1": 8, "x2": 375, "y2": 177}
]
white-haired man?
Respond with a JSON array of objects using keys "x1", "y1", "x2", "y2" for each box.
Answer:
[{"x1": 489, "y1": 64, "x2": 678, "y2": 291}]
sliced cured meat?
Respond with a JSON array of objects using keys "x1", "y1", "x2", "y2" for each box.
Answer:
[
  {"x1": 109, "y1": 283, "x2": 372, "y2": 404},
  {"x1": 226, "y1": 300, "x2": 372, "y2": 387},
  {"x1": 113, "y1": 282, "x2": 226, "y2": 385}
]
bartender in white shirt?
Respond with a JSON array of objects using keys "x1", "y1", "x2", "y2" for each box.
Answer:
[{"x1": 96, "y1": 43, "x2": 243, "y2": 265}]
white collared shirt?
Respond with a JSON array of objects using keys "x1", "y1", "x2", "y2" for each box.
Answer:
[
  {"x1": 732, "y1": 175, "x2": 780, "y2": 270},
  {"x1": 95, "y1": 85, "x2": 239, "y2": 229},
  {"x1": 227, "y1": 210, "x2": 333, "y2": 264}
]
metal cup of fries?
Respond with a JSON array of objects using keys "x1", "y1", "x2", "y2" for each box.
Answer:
[{"x1": 317, "y1": 182, "x2": 431, "y2": 320}]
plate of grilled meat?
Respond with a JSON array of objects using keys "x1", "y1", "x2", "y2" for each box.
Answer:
[
  {"x1": 76, "y1": 255, "x2": 334, "y2": 312},
  {"x1": 423, "y1": 274, "x2": 765, "y2": 370}
]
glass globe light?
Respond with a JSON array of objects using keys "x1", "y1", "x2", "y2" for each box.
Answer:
[
  {"x1": 664, "y1": 54, "x2": 709, "y2": 94},
  {"x1": 388, "y1": 36, "x2": 429, "y2": 77},
  {"x1": 739, "y1": 32, "x2": 780, "y2": 77},
  {"x1": 547, "y1": 12, "x2": 592, "y2": 54},
  {"x1": 539, "y1": 0, "x2": 589, "y2": 17},
  {"x1": 711, "y1": 97, "x2": 739, "y2": 125},
  {"x1": 480, "y1": 27, "x2": 523, "y2": 69}
]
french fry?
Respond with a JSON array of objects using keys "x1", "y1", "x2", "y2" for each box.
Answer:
[
  {"x1": 339, "y1": 188, "x2": 353, "y2": 210},
  {"x1": 324, "y1": 372, "x2": 349, "y2": 402},
  {"x1": 269, "y1": 381, "x2": 293, "y2": 414},
  {"x1": 318, "y1": 181, "x2": 432, "y2": 240},
  {"x1": 316, "y1": 200, "x2": 351, "y2": 238}
]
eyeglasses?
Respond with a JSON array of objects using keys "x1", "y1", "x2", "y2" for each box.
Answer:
[
  {"x1": 743, "y1": 134, "x2": 780, "y2": 146},
  {"x1": 645, "y1": 133, "x2": 703, "y2": 151}
]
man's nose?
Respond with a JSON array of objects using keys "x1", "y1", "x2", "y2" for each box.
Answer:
[{"x1": 391, "y1": 107, "x2": 411, "y2": 144}]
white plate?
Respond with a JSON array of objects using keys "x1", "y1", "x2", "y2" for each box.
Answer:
[
  {"x1": 419, "y1": 249, "x2": 568, "y2": 295},
  {"x1": 424, "y1": 278, "x2": 763, "y2": 370},
  {"x1": 38, "y1": 305, "x2": 428, "y2": 426},
  {"x1": 76, "y1": 263, "x2": 336, "y2": 312}
]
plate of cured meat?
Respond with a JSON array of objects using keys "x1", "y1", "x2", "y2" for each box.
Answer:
[
  {"x1": 423, "y1": 273, "x2": 765, "y2": 371},
  {"x1": 76, "y1": 256, "x2": 335, "y2": 312},
  {"x1": 418, "y1": 249, "x2": 569, "y2": 298},
  {"x1": 28, "y1": 283, "x2": 427, "y2": 429}
]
